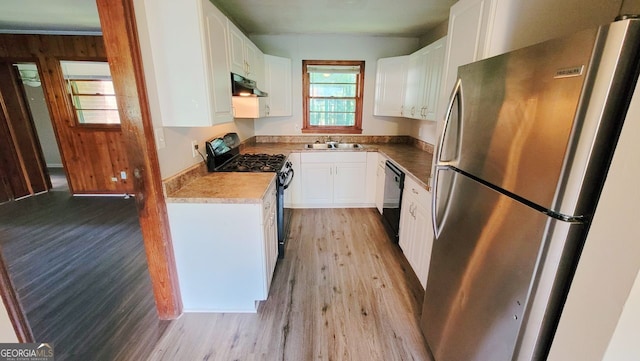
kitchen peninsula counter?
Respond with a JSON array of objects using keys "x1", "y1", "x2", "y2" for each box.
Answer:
[{"x1": 166, "y1": 172, "x2": 275, "y2": 203}]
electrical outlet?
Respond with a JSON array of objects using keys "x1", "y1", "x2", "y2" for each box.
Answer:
[
  {"x1": 191, "y1": 140, "x2": 198, "y2": 158},
  {"x1": 154, "y1": 127, "x2": 166, "y2": 149},
  {"x1": 111, "y1": 177, "x2": 118, "y2": 182},
  {"x1": 120, "y1": 171, "x2": 127, "y2": 180}
]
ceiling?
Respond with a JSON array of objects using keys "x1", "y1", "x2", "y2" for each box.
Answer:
[
  {"x1": 0, "y1": 0, "x2": 454, "y2": 37},
  {"x1": 0, "y1": 0, "x2": 101, "y2": 34},
  {"x1": 209, "y1": 0, "x2": 455, "y2": 37}
]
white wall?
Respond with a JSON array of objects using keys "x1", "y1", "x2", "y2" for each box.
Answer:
[
  {"x1": 0, "y1": 301, "x2": 17, "y2": 343},
  {"x1": 548, "y1": 74, "x2": 640, "y2": 361},
  {"x1": 23, "y1": 84, "x2": 62, "y2": 167},
  {"x1": 603, "y1": 269, "x2": 640, "y2": 361},
  {"x1": 250, "y1": 34, "x2": 420, "y2": 137}
]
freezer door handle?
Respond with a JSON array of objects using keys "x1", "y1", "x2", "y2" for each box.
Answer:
[{"x1": 435, "y1": 78, "x2": 463, "y2": 165}]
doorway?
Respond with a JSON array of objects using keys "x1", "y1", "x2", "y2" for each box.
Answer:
[
  {"x1": 0, "y1": 61, "x2": 50, "y2": 203},
  {"x1": 15, "y1": 62, "x2": 69, "y2": 193}
]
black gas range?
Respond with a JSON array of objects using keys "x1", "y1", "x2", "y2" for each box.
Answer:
[{"x1": 205, "y1": 133, "x2": 293, "y2": 258}]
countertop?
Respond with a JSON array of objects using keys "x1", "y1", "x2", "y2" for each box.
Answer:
[
  {"x1": 166, "y1": 172, "x2": 275, "y2": 203},
  {"x1": 165, "y1": 142, "x2": 434, "y2": 202},
  {"x1": 241, "y1": 143, "x2": 434, "y2": 190}
]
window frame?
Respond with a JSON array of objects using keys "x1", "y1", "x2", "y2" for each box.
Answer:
[
  {"x1": 67, "y1": 78, "x2": 121, "y2": 129},
  {"x1": 302, "y1": 60, "x2": 364, "y2": 134}
]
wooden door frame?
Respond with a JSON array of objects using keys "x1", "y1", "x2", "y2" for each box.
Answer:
[{"x1": 96, "y1": 0, "x2": 182, "y2": 318}]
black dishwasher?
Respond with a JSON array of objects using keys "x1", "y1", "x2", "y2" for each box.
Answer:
[{"x1": 382, "y1": 161, "x2": 404, "y2": 243}]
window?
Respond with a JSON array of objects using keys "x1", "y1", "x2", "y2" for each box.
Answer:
[
  {"x1": 302, "y1": 60, "x2": 364, "y2": 134},
  {"x1": 60, "y1": 61, "x2": 120, "y2": 126}
]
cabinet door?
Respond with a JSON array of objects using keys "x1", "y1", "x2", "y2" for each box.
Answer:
[
  {"x1": 264, "y1": 55, "x2": 292, "y2": 117},
  {"x1": 300, "y1": 162, "x2": 333, "y2": 205},
  {"x1": 245, "y1": 41, "x2": 264, "y2": 84},
  {"x1": 413, "y1": 198, "x2": 433, "y2": 289},
  {"x1": 228, "y1": 21, "x2": 246, "y2": 75},
  {"x1": 374, "y1": 154, "x2": 387, "y2": 214},
  {"x1": 398, "y1": 192, "x2": 414, "y2": 254},
  {"x1": 202, "y1": 0, "x2": 233, "y2": 124},
  {"x1": 284, "y1": 153, "x2": 301, "y2": 207},
  {"x1": 143, "y1": 0, "x2": 211, "y2": 126},
  {"x1": 423, "y1": 37, "x2": 446, "y2": 121},
  {"x1": 333, "y1": 162, "x2": 367, "y2": 205},
  {"x1": 263, "y1": 200, "x2": 277, "y2": 293},
  {"x1": 438, "y1": 0, "x2": 496, "y2": 123},
  {"x1": 374, "y1": 56, "x2": 409, "y2": 117},
  {"x1": 403, "y1": 53, "x2": 423, "y2": 119}
]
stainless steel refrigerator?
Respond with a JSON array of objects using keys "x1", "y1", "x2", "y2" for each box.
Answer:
[{"x1": 420, "y1": 18, "x2": 640, "y2": 361}]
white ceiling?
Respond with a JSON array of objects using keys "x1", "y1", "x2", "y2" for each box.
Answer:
[
  {"x1": 0, "y1": 0, "x2": 454, "y2": 37},
  {"x1": 209, "y1": 0, "x2": 455, "y2": 36},
  {"x1": 0, "y1": 0, "x2": 101, "y2": 34}
]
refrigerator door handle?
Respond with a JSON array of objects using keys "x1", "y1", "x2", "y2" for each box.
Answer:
[
  {"x1": 435, "y1": 78, "x2": 463, "y2": 165},
  {"x1": 432, "y1": 166, "x2": 454, "y2": 238}
]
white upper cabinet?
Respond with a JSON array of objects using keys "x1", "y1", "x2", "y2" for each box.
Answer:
[
  {"x1": 402, "y1": 36, "x2": 447, "y2": 121},
  {"x1": 373, "y1": 56, "x2": 409, "y2": 117},
  {"x1": 202, "y1": 1, "x2": 234, "y2": 125},
  {"x1": 437, "y1": 0, "x2": 497, "y2": 123},
  {"x1": 140, "y1": 0, "x2": 233, "y2": 127},
  {"x1": 228, "y1": 21, "x2": 265, "y2": 86},
  {"x1": 264, "y1": 55, "x2": 292, "y2": 117},
  {"x1": 421, "y1": 37, "x2": 446, "y2": 121}
]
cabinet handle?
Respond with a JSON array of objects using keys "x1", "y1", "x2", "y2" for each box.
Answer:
[
  {"x1": 410, "y1": 106, "x2": 415, "y2": 116},
  {"x1": 412, "y1": 188, "x2": 419, "y2": 195}
]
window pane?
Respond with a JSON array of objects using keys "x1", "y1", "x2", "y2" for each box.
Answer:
[
  {"x1": 310, "y1": 99, "x2": 355, "y2": 112},
  {"x1": 72, "y1": 95, "x2": 119, "y2": 110},
  {"x1": 70, "y1": 80, "x2": 115, "y2": 95},
  {"x1": 76, "y1": 110, "x2": 121, "y2": 124},
  {"x1": 309, "y1": 73, "x2": 356, "y2": 84},
  {"x1": 310, "y1": 84, "x2": 356, "y2": 97},
  {"x1": 309, "y1": 111, "x2": 355, "y2": 126}
]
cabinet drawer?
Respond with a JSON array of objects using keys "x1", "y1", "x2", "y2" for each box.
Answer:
[
  {"x1": 301, "y1": 151, "x2": 367, "y2": 163},
  {"x1": 404, "y1": 175, "x2": 430, "y2": 207}
]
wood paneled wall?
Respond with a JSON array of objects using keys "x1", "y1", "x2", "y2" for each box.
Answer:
[
  {"x1": 0, "y1": 63, "x2": 49, "y2": 199},
  {"x1": 0, "y1": 34, "x2": 133, "y2": 194}
]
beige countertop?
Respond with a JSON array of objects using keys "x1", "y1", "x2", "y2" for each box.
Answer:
[
  {"x1": 165, "y1": 142, "x2": 434, "y2": 202},
  {"x1": 241, "y1": 143, "x2": 434, "y2": 191},
  {"x1": 166, "y1": 172, "x2": 276, "y2": 204}
]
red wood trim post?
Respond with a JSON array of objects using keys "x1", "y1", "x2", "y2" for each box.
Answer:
[{"x1": 95, "y1": 0, "x2": 183, "y2": 319}]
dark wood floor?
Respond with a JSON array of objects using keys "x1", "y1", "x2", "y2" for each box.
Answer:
[
  {"x1": 148, "y1": 208, "x2": 432, "y2": 360},
  {"x1": 0, "y1": 190, "x2": 168, "y2": 360}
]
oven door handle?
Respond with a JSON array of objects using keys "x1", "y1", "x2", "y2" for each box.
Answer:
[{"x1": 282, "y1": 168, "x2": 294, "y2": 190}]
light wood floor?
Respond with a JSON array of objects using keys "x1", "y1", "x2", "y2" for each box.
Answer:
[{"x1": 147, "y1": 208, "x2": 432, "y2": 361}]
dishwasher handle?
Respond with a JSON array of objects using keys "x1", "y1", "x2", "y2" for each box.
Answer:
[{"x1": 385, "y1": 161, "x2": 405, "y2": 189}]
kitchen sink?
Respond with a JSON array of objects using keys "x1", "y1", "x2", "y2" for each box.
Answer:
[
  {"x1": 304, "y1": 143, "x2": 363, "y2": 149},
  {"x1": 335, "y1": 143, "x2": 362, "y2": 149},
  {"x1": 305, "y1": 143, "x2": 333, "y2": 149}
]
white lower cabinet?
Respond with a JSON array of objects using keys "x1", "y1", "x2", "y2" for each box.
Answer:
[
  {"x1": 284, "y1": 152, "x2": 301, "y2": 207},
  {"x1": 398, "y1": 176, "x2": 434, "y2": 289},
  {"x1": 300, "y1": 152, "x2": 368, "y2": 207},
  {"x1": 375, "y1": 153, "x2": 388, "y2": 214},
  {"x1": 167, "y1": 180, "x2": 277, "y2": 312}
]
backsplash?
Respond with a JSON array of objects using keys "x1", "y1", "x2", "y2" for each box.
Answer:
[{"x1": 247, "y1": 135, "x2": 434, "y2": 153}]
